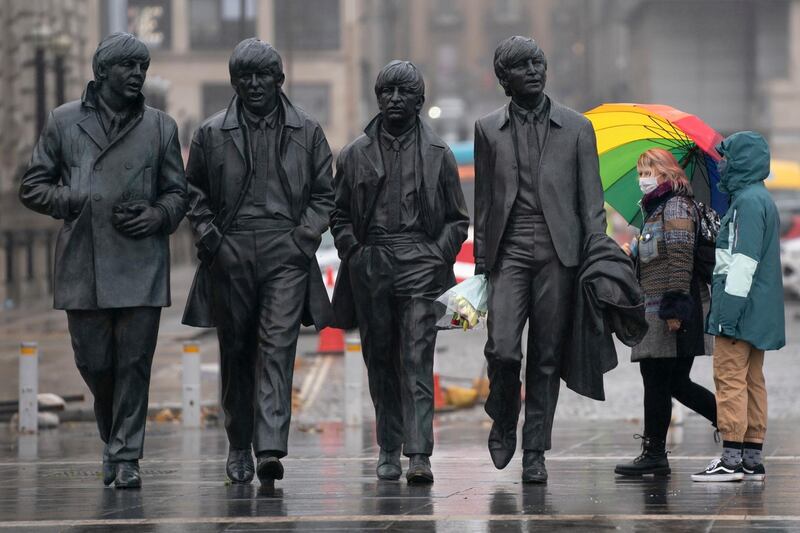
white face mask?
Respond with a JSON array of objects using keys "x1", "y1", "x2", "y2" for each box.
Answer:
[{"x1": 639, "y1": 177, "x2": 659, "y2": 195}]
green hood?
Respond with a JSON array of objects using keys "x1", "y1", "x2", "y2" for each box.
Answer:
[{"x1": 716, "y1": 131, "x2": 770, "y2": 194}]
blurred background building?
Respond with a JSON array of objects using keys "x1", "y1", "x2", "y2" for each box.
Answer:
[{"x1": 2, "y1": 0, "x2": 800, "y2": 306}]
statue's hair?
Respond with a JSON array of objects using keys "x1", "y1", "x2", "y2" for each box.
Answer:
[
  {"x1": 374, "y1": 60, "x2": 425, "y2": 98},
  {"x1": 493, "y1": 36, "x2": 546, "y2": 96},
  {"x1": 92, "y1": 33, "x2": 150, "y2": 81},
  {"x1": 229, "y1": 38, "x2": 284, "y2": 81}
]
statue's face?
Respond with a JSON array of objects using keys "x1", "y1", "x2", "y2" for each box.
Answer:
[
  {"x1": 233, "y1": 68, "x2": 284, "y2": 115},
  {"x1": 503, "y1": 54, "x2": 547, "y2": 100},
  {"x1": 377, "y1": 84, "x2": 423, "y2": 129},
  {"x1": 102, "y1": 58, "x2": 149, "y2": 102}
]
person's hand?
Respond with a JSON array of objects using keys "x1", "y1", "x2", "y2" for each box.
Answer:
[
  {"x1": 116, "y1": 206, "x2": 164, "y2": 239},
  {"x1": 621, "y1": 242, "x2": 632, "y2": 256},
  {"x1": 666, "y1": 318, "x2": 681, "y2": 332}
]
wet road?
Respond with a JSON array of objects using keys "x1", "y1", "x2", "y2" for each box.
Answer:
[{"x1": 1, "y1": 418, "x2": 800, "y2": 531}]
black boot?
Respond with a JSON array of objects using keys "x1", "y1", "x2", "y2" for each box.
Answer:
[
  {"x1": 522, "y1": 450, "x2": 547, "y2": 484},
  {"x1": 114, "y1": 460, "x2": 142, "y2": 489},
  {"x1": 406, "y1": 454, "x2": 434, "y2": 484},
  {"x1": 226, "y1": 448, "x2": 255, "y2": 484},
  {"x1": 614, "y1": 435, "x2": 670, "y2": 477},
  {"x1": 376, "y1": 448, "x2": 402, "y2": 481}
]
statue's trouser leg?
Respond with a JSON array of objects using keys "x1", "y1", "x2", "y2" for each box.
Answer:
[
  {"x1": 213, "y1": 229, "x2": 307, "y2": 457},
  {"x1": 68, "y1": 307, "x2": 161, "y2": 462},
  {"x1": 351, "y1": 240, "x2": 443, "y2": 456},
  {"x1": 520, "y1": 222, "x2": 575, "y2": 452},
  {"x1": 484, "y1": 217, "x2": 575, "y2": 451},
  {"x1": 484, "y1": 254, "x2": 527, "y2": 433},
  {"x1": 251, "y1": 236, "x2": 307, "y2": 458}
]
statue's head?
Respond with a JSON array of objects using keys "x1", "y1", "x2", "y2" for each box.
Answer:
[
  {"x1": 229, "y1": 38, "x2": 285, "y2": 116},
  {"x1": 374, "y1": 60, "x2": 425, "y2": 131},
  {"x1": 92, "y1": 33, "x2": 150, "y2": 103},
  {"x1": 493, "y1": 36, "x2": 547, "y2": 100}
]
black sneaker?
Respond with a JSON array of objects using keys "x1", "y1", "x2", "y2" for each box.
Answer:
[
  {"x1": 691, "y1": 458, "x2": 744, "y2": 482},
  {"x1": 742, "y1": 462, "x2": 766, "y2": 481}
]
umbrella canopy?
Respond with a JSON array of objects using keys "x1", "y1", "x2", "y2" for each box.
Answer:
[{"x1": 585, "y1": 103, "x2": 725, "y2": 225}]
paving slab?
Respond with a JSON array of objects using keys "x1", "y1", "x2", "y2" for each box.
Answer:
[{"x1": 1, "y1": 418, "x2": 799, "y2": 531}]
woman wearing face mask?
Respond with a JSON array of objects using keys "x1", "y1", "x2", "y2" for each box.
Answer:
[{"x1": 614, "y1": 148, "x2": 717, "y2": 477}]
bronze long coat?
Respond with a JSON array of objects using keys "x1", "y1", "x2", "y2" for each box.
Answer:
[{"x1": 19, "y1": 82, "x2": 187, "y2": 310}]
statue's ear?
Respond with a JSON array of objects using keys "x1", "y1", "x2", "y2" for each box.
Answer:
[
  {"x1": 275, "y1": 73, "x2": 286, "y2": 89},
  {"x1": 415, "y1": 94, "x2": 425, "y2": 114},
  {"x1": 498, "y1": 77, "x2": 510, "y2": 94},
  {"x1": 95, "y1": 63, "x2": 108, "y2": 82}
]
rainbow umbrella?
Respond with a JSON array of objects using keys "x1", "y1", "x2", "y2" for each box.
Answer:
[{"x1": 585, "y1": 103, "x2": 726, "y2": 225}]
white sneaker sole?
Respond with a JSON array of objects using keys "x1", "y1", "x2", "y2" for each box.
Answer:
[{"x1": 691, "y1": 472, "x2": 744, "y2": 482}]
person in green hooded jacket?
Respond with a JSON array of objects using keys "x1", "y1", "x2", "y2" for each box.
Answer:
[{"x1": 692, "y1": 131, "x2": 785, "y2": 483}]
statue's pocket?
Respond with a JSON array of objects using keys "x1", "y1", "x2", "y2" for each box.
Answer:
[{"x1": 68, "y1": 166, "x2": 85, "y2": 215}]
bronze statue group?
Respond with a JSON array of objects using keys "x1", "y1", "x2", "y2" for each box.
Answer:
[{"x1": 20, "y1": 33, "x2": 785, "y2": 490}]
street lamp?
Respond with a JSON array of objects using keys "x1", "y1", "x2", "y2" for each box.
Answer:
[
  {"x1": 29, "y1": 24, "x2": 53, "y2": 138},
  {"x1": 50, "y1": 33, "x2": 73, "y2": 107}
]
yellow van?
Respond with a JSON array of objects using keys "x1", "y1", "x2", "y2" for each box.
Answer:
[{"x1": 767, "y1": 159, "x2": 800, "y2": 190}]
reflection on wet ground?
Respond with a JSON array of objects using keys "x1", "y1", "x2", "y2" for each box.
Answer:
[{"x1": 1, "y1": 418, "x2": 799, "y2": 531}]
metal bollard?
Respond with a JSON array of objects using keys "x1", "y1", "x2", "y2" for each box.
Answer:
[
  {"x1": 19, "y1": 342, "x2": 38, "y2": 433},
  {"x1": 182, "y1": 342, "x2": 201, "y2": 428},
  {"x1": 343, "y1": 332, "x2": 363, "y2": 426}
]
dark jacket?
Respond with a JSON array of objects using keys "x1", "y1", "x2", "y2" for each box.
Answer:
[
  {"x1": 563, "y1": 233, "x2": 648, "y2": 401},
  {"x1": 330, "y1": 115, "x2": 470, "y2": 329},
  {"x1": 19, "y1": 82, "x2": 187, "y2": 310},
  {"x1": 473, "y1": 98, "x2": 607, "y2": 271},
  {"x1": 183, "y1": 93, "x2": 334, "y2": 329}
]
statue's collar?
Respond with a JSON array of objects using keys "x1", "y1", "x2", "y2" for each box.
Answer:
[{"x1": 81, "y1": 81, "x2": 145, "y2": 113}]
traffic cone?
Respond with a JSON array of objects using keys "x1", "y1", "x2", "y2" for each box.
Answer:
[
  {"x1": 433, "y1": 356, "x2": 446, "y2": 411},
  {"x1": 317, "y1": 266, "x2": 344, "y2": 354},
  {"x1": 317, "y1": 326, "x2": 344, "y2": 354}
]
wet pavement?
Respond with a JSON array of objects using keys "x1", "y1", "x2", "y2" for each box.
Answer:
[{"x1": 2, "y1": 417, "x2": 800, "y2": 531}]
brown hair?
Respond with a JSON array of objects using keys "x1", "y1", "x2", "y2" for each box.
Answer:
[{"x1": 637, "y1": 148, "x2": 693, "y2": 195}]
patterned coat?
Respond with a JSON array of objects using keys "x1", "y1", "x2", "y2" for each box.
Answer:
[{"x1": 631, "y1": 191, "x2": 710, "y2": 361}]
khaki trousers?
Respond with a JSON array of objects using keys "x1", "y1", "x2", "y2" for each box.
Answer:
[{"x1": 713, "y1": 336, "x2": 767, "y2": 443}]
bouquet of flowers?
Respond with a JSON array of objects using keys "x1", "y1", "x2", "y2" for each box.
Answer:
[{"x1": 435, "y1": 275, "x2": 488, "y2": 331}]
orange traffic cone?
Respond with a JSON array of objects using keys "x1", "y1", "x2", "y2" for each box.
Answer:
[
  {"x1": 317, "y1": 266, "x2": 344, "y2": 354},
  {"x1": 433, "y1": 356, "x2": 446, "y2": 411},
  {"x1": 317, "y1": 326, "x2": 344, "y2": 354},
  {"x1": 433, "y1": 373, "x2": 446, "y2": 411}
]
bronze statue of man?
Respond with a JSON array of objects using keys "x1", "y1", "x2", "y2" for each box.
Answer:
[
  {"x1": 473, "y1": 36, "x2": 606, "y2": 483},
  {"x1": 183, "y1": 38, "x2": 334, "y2": 485},
  {"x1": 331, "y1": 61, "x2": 469, "y2": 483},
  {"x1": 19, "y1": 33, "x2": 187, "y2": 488}
]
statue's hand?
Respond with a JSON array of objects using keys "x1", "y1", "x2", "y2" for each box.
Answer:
[
  {"x1": 195, "y1": 240, "x2": 214, "y2": 264},
  {"x1": 116, "y1": 206, "x2": 164, "y2": 239}
]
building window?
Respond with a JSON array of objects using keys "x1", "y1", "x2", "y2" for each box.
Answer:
[
  {"x1": 430, "y1": 0, "x2": 462, "y2": 29},
  {"x1": 290, "y1": 83, "x2": 330, "y2": 126},
  {"x1": 491, "y1": 0, "x2": 523, "y2": 24},
  {"x1": 127, "y1": 0, "x2": 172, "y2": 50},
  {"x1": 274, "y1": 0, "x2": 340, "y2": 52},
  {"x1": 190, "y1": 0, "x2": 257, "y2": 49}
]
